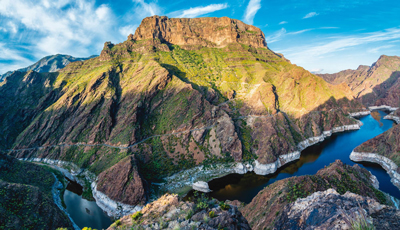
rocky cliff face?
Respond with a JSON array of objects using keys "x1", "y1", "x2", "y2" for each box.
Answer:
[
  {"x1": 0, "y1": 153, "x2": 73, "y2": 229},
  {"x1": 319, "y1": 55, "x2": 400, "y2": 107},
  {"x1": 1, "y1": 16, "x2": 364, "y2": 208},
  {"x1": 97, "y1": 156, "x2": 147, "y2": 206},
  {"x1": 241, "y1": 160, "x2": 395, "y2": 230},
  {"x1": 130, "y1": 16, "x2": 267, "y2": 49},
  {"x1": 0, "y1": 54, "x2": 96, "y2": 82}
]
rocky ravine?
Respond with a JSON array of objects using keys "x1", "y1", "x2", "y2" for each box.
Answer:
[{"x1": 1, "y1": 16, "x2": 365, "y2": 217}]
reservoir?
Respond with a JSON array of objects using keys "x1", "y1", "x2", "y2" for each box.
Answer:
[
  {"x1": 63, "y1": 180, "x2": 113, "y2": 229},
  {"x1": 206, "y1": 110, "x2": 400, "y2": 203}
]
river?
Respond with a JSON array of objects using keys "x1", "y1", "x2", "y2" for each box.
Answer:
[
  {"x1": 205, "y1": 110, "x2": 400, "y2": 203},
  {"x1": 63, "y1": 180, "x2": 113, "y2": 230}
]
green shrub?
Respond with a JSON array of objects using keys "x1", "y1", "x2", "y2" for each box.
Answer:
[
  {"x1": 131, "y1": 211, "x2": 143, "y2": 222},
  {"x1": 209, "y1": 211, "x2": 216, "y2": 218},
  {"x1": 219, "y1": 201, "x2": 230, "y2": 210}
]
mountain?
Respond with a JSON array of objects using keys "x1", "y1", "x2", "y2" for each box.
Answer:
[
  {"x1": 0, "y1": 54, "x2": 97, "y2": 82},
  {"x1": 318, "y1": 55, "x2": 400, "y2": 106},
  {"x1": 0, "y1": 16, "x2": 364, "y2": 209},
  {"x1": 0, "y1": 153, "x2": 73, "y2": 229}
]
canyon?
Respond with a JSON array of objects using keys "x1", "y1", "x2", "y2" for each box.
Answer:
[{"x1": 0, "y1": 15, "x2": 400, "y2": 229}]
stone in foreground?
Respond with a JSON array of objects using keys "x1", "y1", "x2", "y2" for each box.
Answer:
[{"x1": 192, "y1": 181, "x2": 211, "y2": 193}]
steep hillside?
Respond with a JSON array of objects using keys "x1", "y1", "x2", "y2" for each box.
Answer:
[
  {"x1": 0, "y1": 153, "x2": 73, "y2": 229},
  {"x1": 241, "y1": 160, "x2": 398, "y2": 230},
  {"x1": 1, "y1": 16, "x2": 363, "y2": 207},
  {"x1": 319, "y1": 55, "x2": 400, "y2": 106},
  {"x1": 0, "y1": 54, "x2": 96, "y2": 82}
]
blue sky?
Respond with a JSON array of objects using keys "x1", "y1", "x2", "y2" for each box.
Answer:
[{"x1": 0, "y1": 0, "x2": 399, "y2": 74}]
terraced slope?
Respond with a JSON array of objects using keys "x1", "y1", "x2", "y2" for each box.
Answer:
[{"x1": 1, "y1": 16, "x2": 363, "y2": 205}]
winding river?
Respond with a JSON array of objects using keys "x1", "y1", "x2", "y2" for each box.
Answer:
[{"x1": 205, "y1": 110, "x2": 400, "y2": 203}]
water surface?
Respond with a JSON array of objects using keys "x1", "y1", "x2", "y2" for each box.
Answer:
[
  {"x1": 63, "y1": 180, "x2": 113, "y2": 229},
  {"x1": 207, "y1": 110, "x2": 400, "y2": 203}
]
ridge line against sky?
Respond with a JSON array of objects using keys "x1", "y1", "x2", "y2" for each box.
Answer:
[{"x1": 0, "y1": 0, "x2": 399, "y2": 74}]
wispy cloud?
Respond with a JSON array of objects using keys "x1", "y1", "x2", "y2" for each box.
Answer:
[
  {"x1": 287, "y1": 28, "x2": 314, "y2": 35},
  {"x1": 279, "y1": 21, "x2": 288, "y2": 25},
  {"x1": 279, "y1": 27, "x2": 400, "y2": 71},
  {"x1": 303, "y1": 12, "x2": 319, "y2": 19},
  {"x1": 265, "y1": 28, "x2": 313, "y2": 43},
  {"x1": 320, "y1": 27, "x2": 339, "y2": 29},
  {"x1": 169, "y1": 4, "x2": 228, "y2": 18},
  {"x1": 243, "y1": 0, "x2": 261, "y2": 25},
  {"x1": 132, "y1": 0, "x2": 162, "y2": 18},
  {"x1": 367, "y1": 45, "x2": 395, "y2": 53},
  {"x1": 265, "y1": 28, "x2": 287, "y2": 43},
  {"x1": 310, "y1": 68, "x2": 324, "y2": 74}
]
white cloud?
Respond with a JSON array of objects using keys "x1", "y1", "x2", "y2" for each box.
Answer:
[
  {"x1": 169, "y1": 4, "x2": 228, "y2": 18},
  {"x1": 320, "y1": 27, "x2": 339, "y2": 29},
  {"x1": 0, "y1": 42, "x2": 33, "y2": 73},
  {"x1": 276, "y1": 27, "x2": 400, "y2": 73},
  {"x1": 0, "y1": 0, "x2": 118, "y2": 57},
  {"x1": 287, "y1": 28, "x2": 313, "y2": 35},
  {"x1": 279, "y1": 21, "x2": 288, "y2": 25},
  {"x1": 119, "y1": 24, "x2": 138, "y2": 37},
  {"x1": 243, "y1": 0, "x2": 261, "y2": 25},
  {"x1": 265, "y1": 28, "x2": 287, "y2": 43},
  {"x1": 265, "y1": 28, "x2": 313, "y2": 43},
  {"x1": 367, "y1": 45, "x2": 395, "y2": 53},
  {"x1": 310, "y1": 68, "x2": 324, "y2": 74},
  {"x1": 132, "y1": 0, "x2": 161, "y2": 18},
  {"x1": 303, "y1": 12, "x2": 319, "y2": 19}
]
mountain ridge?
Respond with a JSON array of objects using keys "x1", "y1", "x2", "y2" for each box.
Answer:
[{"x1": 0, "y1": 54, "x2": 97, "y2": 82}]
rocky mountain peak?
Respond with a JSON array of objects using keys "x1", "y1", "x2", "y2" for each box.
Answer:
[{"x1": 128, "y1": 15, "x2": 267, "y2": 48}]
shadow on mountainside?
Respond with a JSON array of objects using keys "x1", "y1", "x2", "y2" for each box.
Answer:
[{"x1": 360, "y1": 71, "x2": 400, "y2": 107}]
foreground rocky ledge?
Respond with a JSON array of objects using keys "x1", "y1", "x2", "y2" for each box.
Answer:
[
  {"x1": 350, "y1": 151, "x2": 400, "y2": 190},
  {"x1": 276, "y1": 189, "x2": 400, "y2": 230}
]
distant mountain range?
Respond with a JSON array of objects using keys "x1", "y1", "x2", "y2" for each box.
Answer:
[
  {"x1": 0, "y1": 54, "x2": 97, "y2": 81},
  {"x1": 318, "y1": 55, "x2": 400, "y2": 106}
]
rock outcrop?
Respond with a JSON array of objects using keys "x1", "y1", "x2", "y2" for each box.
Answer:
[
  {"x1": 241, "y1": 160, "x2": 397, "y2": 230},
  {"x1": 97, "y1": 155, "x2": 147, "y2": 206},
  {"x1": 275, "y1": 189, "x2": 400, "y2": 230},
  {"x1": 130, "y1": 16, "x2": 267, "y2": 49}
]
